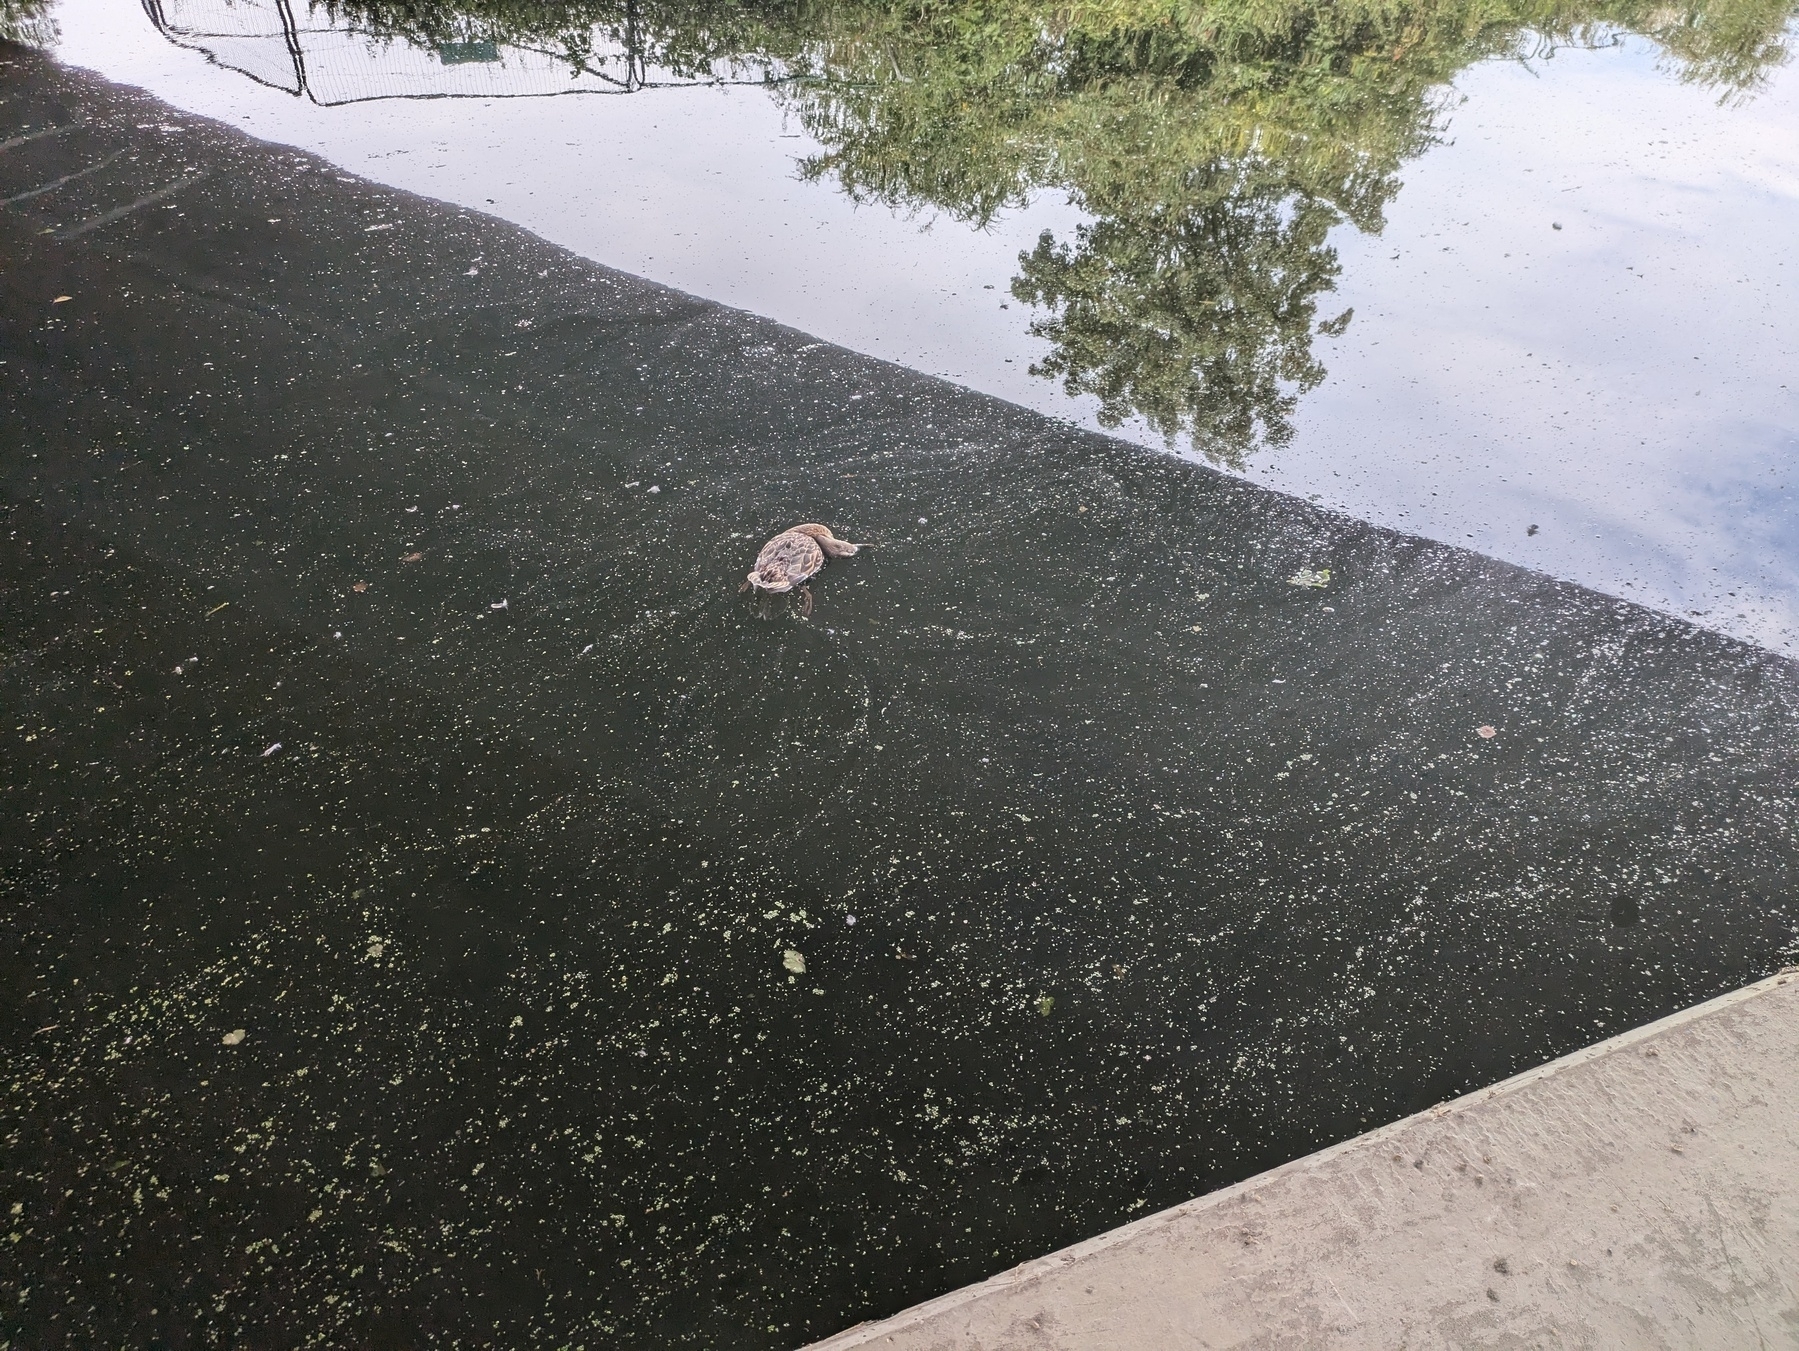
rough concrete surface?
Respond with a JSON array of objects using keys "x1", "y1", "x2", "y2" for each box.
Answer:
[{"x1": 808, "y1": 972, "x2": 1799, "y2": 1350}]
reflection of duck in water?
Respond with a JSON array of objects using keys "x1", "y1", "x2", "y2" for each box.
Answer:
[{"x1": 741, "y1": 524, "x2": 864, "y2": 615}]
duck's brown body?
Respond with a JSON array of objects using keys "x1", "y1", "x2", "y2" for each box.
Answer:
[{"x1": 742, "y1": 524, "x2": 863, "y2": 595}]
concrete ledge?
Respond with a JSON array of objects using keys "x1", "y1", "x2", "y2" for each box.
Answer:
[{"x1": 807, "y1": 971, "x2": 1799, "y2": 1350}]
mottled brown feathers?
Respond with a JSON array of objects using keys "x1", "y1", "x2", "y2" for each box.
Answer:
[{"x1": 744, "y1": 524, "x2": 864, "y2": 594}]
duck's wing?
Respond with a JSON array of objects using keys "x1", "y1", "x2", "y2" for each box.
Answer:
[{"x1": 754, "y1": 530, "x2": 825, "y2": 584}]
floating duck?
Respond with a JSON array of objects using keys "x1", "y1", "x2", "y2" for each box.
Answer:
[{"x1": 740, "y1": 523, "x2": 864, "y2": 613}]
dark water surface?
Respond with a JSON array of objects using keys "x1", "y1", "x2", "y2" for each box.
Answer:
[{"x1": 3, "y1": 48, "x2": 1798, "y2": 1349}]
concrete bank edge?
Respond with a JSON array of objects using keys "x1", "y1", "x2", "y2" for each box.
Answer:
[{"x1": 804, "y1": 967, "x2": 1799, "y2": 1349}]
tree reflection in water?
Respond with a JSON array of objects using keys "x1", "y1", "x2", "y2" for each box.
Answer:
[
  {"x1": 153, "y1": 0, "x2": 1799, "y2": 460},
  {"x1": 768, "y1": 0, "x2": 1794, "y2": 461},
  {"x1": 1, "y1": 0, "x2": 57, "y2": 44}
]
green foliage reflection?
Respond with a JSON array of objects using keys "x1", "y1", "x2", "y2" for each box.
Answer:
[
  {"x1": 1, "y1": 0, "x2": 58, "y2": 46},
  {"x1": 769, "y1": 0, "x2": 1794, "y2": 459},
  {"x1": 330, "y1": 0, "x2": 1796, "y2": 460}
]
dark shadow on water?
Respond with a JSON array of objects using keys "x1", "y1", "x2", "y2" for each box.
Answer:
[{"x1": 2, "y1": 38, "x2": 1798, "y2": 1351}]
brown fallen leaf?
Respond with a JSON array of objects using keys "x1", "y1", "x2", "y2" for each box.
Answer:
[
  {"x1": 401, "y1": 552, "x2": 425, "y2": 563},
  {"x1": 352, "y1": 581, "x2": 369, "y2": 593},
  {"x1": 1477, "y1": 725, "x2": 1497, "y2": 739},
  {"x1": 52, "y1": 295, "x2": 72, "y2": 304}
]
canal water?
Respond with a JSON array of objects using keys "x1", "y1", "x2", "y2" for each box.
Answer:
[
  {"x1": 2, "y1": 1, "x2": 1797, "y2": 1346},
  {"x1": 41, "y1": 0, "x2": 1799, "y2": 651}
]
